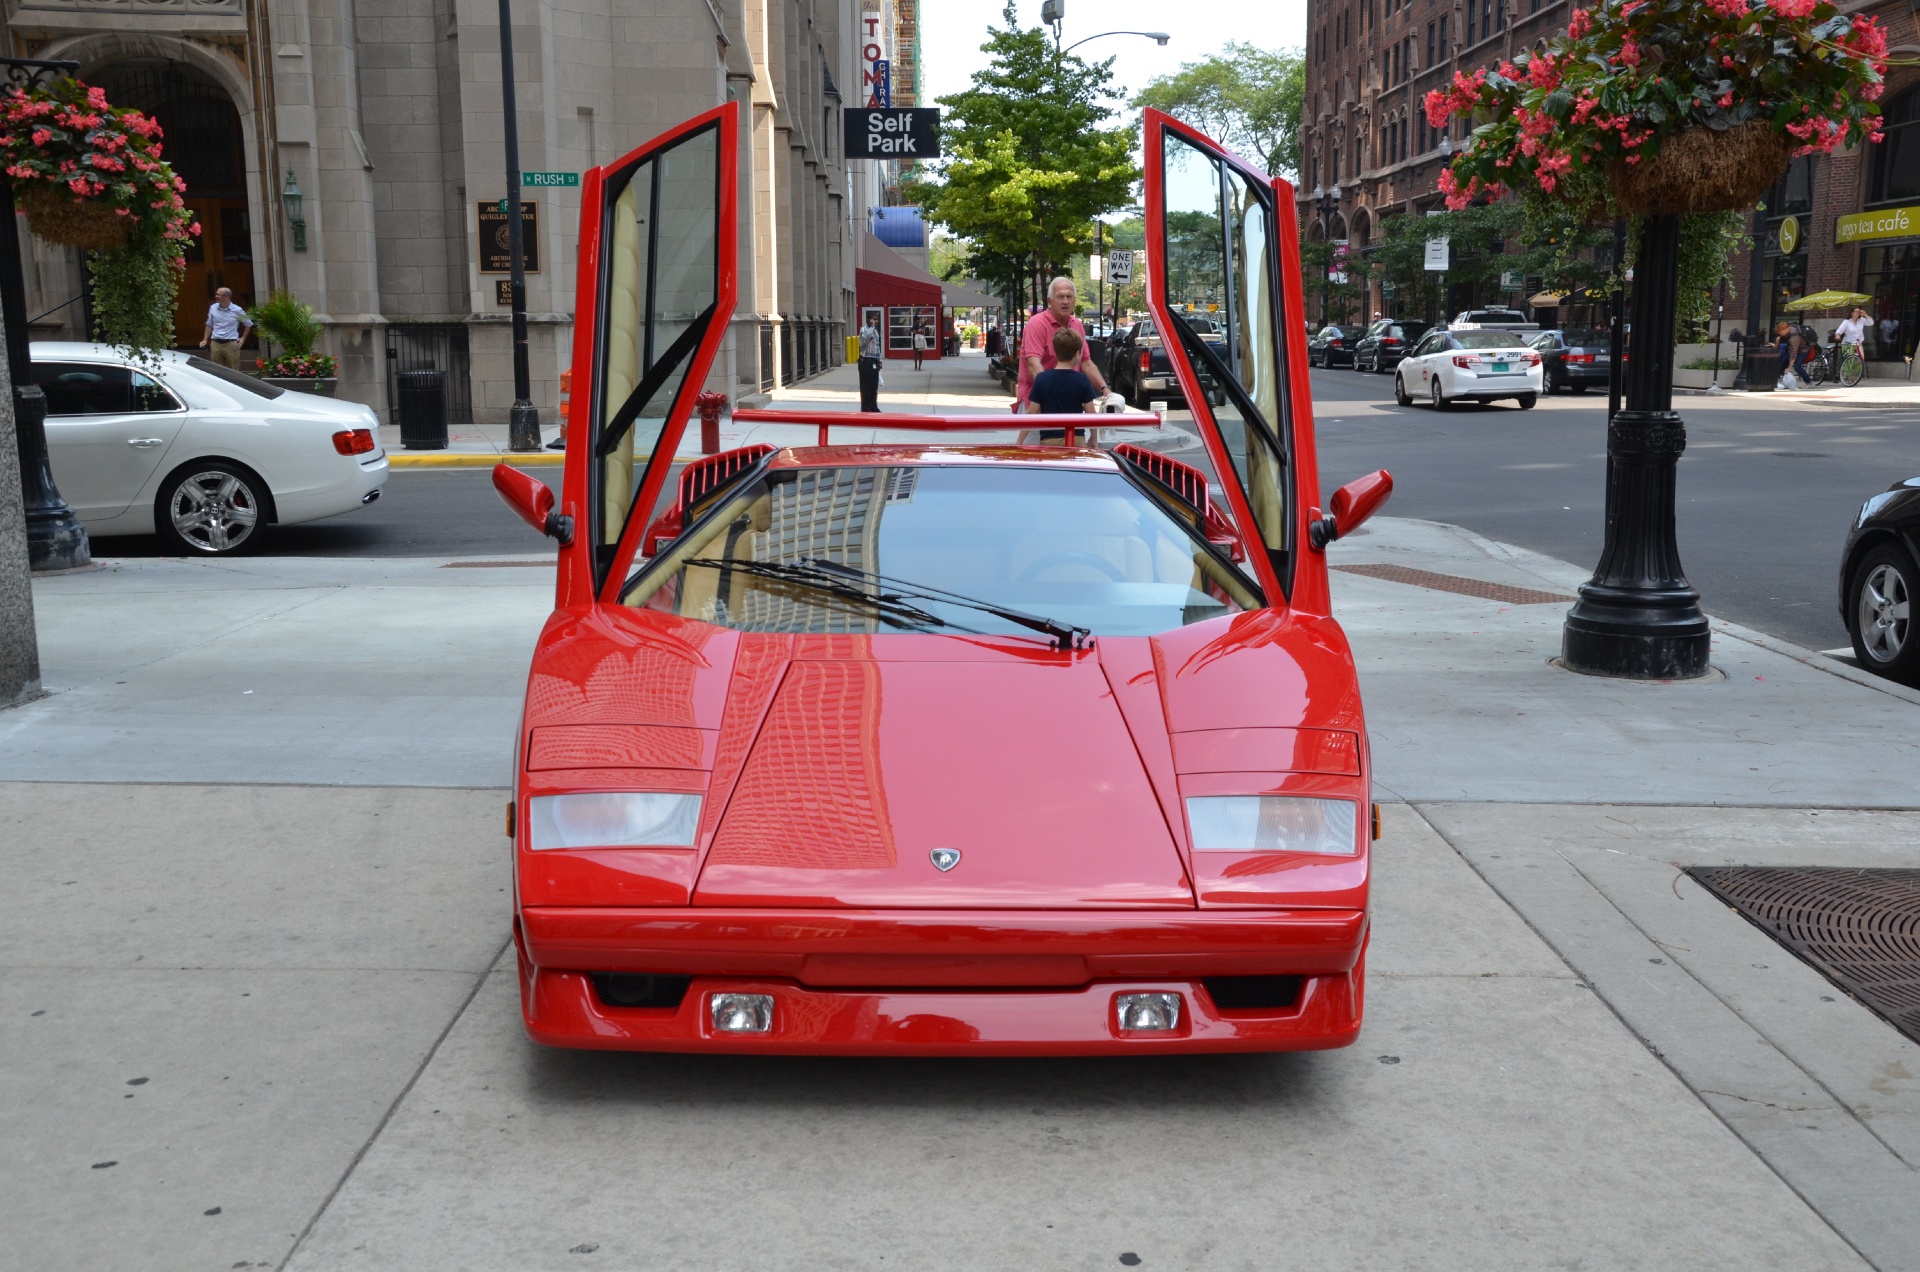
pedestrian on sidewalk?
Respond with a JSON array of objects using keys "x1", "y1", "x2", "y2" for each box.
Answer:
[
  {"x1": 984, "y1": 323, "x2": 1002, "y2": 358},
  {"x1": 1016, "y1": 277, "x2": 1108, "y2": 412},
  {"x1": 199, "y1": 288, "x2": 253, "y2": 370},
  {"x1": 857, "y1": 315, "x2": 883, "y2": 413},
  {"x1": 912, "y1": 322, "x2": 931, "y2": 370}
]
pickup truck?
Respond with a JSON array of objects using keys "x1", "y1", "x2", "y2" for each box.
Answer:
[{"x1": 1106, "y1": 314, "x2": 1227, "y2": 409}]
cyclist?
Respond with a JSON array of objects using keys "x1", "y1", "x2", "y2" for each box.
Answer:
[{"x1": 1831, "y1": 306, "x2": 1870, "y2": 380}]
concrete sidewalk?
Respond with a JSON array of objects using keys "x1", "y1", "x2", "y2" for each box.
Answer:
[{"x1": 4, "y1": 510, "x2": 1916, "y2": 1268}]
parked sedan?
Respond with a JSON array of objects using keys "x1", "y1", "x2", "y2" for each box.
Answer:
[
  {"x1": 1530, "y1": 328, "x2": 1612, "y2": 394},
  {"x1": 1307, "y1": 325, "x2": 1357, "y2": 368},
  {"x1": 1353, "y1": 319, "x2": 1431, "y2": 373},
  {"x1": 1838, "y1": 476, "x2": 1920, "y2": 686},
  {"x1": 31, "y1": 342, "x2": 389, "y2": 555},
  {"x1": 1393, "y1": 329, "x2": 1543, "y2": 409}
]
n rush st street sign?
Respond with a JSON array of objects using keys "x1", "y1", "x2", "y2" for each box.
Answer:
[{"x1": 845, "y1": 108, "x2": 940, "y2": 158}]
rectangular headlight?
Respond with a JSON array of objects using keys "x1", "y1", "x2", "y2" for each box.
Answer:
[
  {"x1": 1185, "y1": 796, "x2": 1358, "y2": 855},
  {"x1": 527, "y1": 792, "x2": 701, "y2": 850}
]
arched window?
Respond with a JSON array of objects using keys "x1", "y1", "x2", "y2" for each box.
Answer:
[{"x1": 1870, "y1": 87, "x2": 1920, "y2": 206}]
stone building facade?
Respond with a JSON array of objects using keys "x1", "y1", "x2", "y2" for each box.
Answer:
[
  {"x1": 1299, "y1": 0, "x2": 1920, "y2": 363},
  {"x1": 9, "y1": 0, "x2": 873, "y2": 421}
]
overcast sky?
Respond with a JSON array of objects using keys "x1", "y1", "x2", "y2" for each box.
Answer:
[{"x1": 918, "y1": 0, "x2": 1309, "y2": 109}]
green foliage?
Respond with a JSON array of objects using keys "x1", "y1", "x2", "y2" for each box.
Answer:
[
  {"x1": 1368, "y1": 201, "x2": 1607, "y2": 320},
  {"x1": 928, "y1": 233, "x2": 973, "y2": 283},
  {"x1": 250, "y1": 291, "x2": 322, "y2": 357},
  {"x1": 87, "y1": 222, "x2": 183, "y2": 367},
  {"x1": 1297, "y1": 240, "x2": 1366, "y2": 325},
  {"x1": 904, "y1": 2, "x2": 1139, "y2": 302},
  {"x1": 1131, "y1": 42, "x2": 1306, "y2": 179},
  {"x1": 1671, "y1": 210, "x2": 1748, "y2": 336}
]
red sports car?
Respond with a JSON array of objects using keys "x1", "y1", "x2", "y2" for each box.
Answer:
[{"x1": 493, "y1": 106, "x2": 1392, "y2": 1055}]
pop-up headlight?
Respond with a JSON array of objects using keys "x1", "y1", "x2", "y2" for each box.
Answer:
[
  {"x1": 1185, "y1": 796, "x2": 1359, "y2": 855},
  {"x1": 527, "y1": 792, "x2": 701, "y2": 850}
]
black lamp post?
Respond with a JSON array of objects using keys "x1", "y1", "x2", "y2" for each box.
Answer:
[
  {"x1": 1311, "y1": 185, "x2": 1341, "y2": 325},
  {"x1": 1561, "y1": 213, "x2": 1711, "y2": 679},
  {"x1": 497, "y1": 0, "x2": 541, "y2": 452},
  {"x1": 2, "y1": 57, "x2": 90, "y2": 572}
]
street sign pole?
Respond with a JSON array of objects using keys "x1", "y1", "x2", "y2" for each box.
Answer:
[{"x1": 497, "y1": 0, "x2": 540, "y2": 452}]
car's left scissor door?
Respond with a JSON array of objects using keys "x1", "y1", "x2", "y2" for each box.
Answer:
[{"x1": 562, "y1": 103, "x2": 737, "y2": 604}]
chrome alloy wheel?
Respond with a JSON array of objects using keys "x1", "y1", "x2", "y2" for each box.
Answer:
[
  {"x1": 169, "y1": 469, "x2": 261, "y2": 553},
  {"x1": 1857, "y1": 561, "x2": 1910, "y2": 665}
]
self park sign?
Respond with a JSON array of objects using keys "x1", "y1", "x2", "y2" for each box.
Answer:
[{"x1": 844, "y1": 108, "x2": 940, "y2": 159}]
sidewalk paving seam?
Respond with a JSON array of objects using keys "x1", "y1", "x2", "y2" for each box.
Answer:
[
  {"x1": 280, "y1": 937, "x2": 511, "y2": 1269},
  {"x1": 1409, "y1": 801, "x2": 1914, "y2": 1271}
]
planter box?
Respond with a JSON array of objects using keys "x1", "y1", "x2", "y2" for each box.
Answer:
[{"x1": 263, "y1": 377, "x2": 338, "y2": 397}]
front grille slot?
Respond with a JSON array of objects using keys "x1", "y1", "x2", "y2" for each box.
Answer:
[
  {"x1": 590, "y1": 974, "x2": 693, "y2": 1010},
  {"x1": 1202, "y1": 975, "x2": 1304, "y2": 1013}
]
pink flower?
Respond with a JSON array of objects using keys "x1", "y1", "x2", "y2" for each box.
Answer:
[
  {"x1": 1619, "y1": 38, "x2": 1641, "y2": 67},
  {"x1": 1568, "y1": 7, "x2": 1591, "y2": 37},
  {"x1": 1704, "y1": 0, "x2": 1747, "y2": 15},
  {"x1": 1766, "y1": 0, "x2": 1815, "y2": 16}
]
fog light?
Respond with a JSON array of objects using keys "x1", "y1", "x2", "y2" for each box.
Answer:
[
  {"x1": 1115, "y1": 992, "x2": 1182, "y2": 1032},
  {"x1": 710, "y1": 992, "x2": 774, "y2": 1034}
]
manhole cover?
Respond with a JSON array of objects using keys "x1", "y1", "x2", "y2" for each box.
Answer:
[
  {"x1": 1331, "y1": 564, "x2": 1574, "y2": 605},
  {"x1": 1686, "y1": 866, "x2": 1920, "y2": 1044},
  {"x1": 1771, "y1": 452, "x2": 1830, "y2": 458}
]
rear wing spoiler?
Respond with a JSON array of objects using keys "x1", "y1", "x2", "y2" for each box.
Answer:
[{"x1": 730, "y1": 408, "x2": 1163, "y2": 449}]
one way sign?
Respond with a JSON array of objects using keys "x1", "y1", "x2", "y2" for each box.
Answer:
[{"x1": 845, "y1": 108, "x2": 941, "y2": 159}]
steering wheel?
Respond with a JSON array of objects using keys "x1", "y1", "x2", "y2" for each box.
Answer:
[{"x1": 1015, "y1": 550, "x2": 1128, "y2": 583}]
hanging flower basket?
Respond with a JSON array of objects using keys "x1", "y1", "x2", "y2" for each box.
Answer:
[
  {"x1": 2, "y1": 76, "x2": 200, "y2": 360},
  {"x1": 1426, "y1": 0, "x2": 1889, "y2": 219},
  {"x1": 1608, "y1": 121, "x2": 1795, "y2": 217},
  {"x1": 16, "y1": 182, "x2": 133, "y2": 250}
]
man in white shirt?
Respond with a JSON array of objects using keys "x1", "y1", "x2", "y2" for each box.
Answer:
[
  {"x1": 200, "y1": 288, "x2": 253, "y2": 370},
  {"x1": 857, "y1": 316, "x2": 883, "y2": 413}
]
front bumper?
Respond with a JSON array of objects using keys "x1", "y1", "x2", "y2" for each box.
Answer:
[{"x1": 517, "y1": 906, "x2": 1367, "y2": 1055}]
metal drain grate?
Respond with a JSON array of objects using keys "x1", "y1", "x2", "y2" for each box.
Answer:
[
  {"x1": 1687, "y1": 866, "x2": 1920, "y2": 1044},
  {"x1": 1331, "y1": 564, "x2": 1575, "y2": 605}
]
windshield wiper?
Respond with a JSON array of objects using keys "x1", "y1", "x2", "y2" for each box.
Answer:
[
  {"x1": 802, "y1": 558, "x2": 1091, "y2": 650},
  {"x1": 682, "y1": 558, "x2": 967, "y2": 635}
]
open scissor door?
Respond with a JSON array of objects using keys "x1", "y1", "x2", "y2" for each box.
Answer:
[
  {"x1": 562, "y1": 103, "x2": 737, "y2": 603},
  {"x1": 1142, "y1": 109, "x2": 1324, "y2": 609}
]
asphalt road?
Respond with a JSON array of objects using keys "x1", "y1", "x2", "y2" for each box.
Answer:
[
  {"x1": 85, "y1": 377, "x2": 1914, "y2": 652},
  {"x1": 1311, "y1": 366, "x2": 1918, "y2": 651}
]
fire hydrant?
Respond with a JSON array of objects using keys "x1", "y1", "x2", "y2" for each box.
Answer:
[{"x1": 695, "y1": 390, "x2": 728, "y2": 455}]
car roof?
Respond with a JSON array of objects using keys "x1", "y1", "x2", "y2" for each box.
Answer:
[{"x1": 30, "y1": 341, "x2": 195, "y2": 365}]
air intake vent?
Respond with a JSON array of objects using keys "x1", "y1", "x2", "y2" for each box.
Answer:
[
  {"x1": 1113, "y1": 443, "x2": 1208, "y2": 515},
  {"x1": 678, "y1": 444, "x2": 778, "y2": 518},
  {"x1": 1202, "y1": 975, "x2": 1304, "y2": 1012},
  {"x1": 590, "y1": 973, "x2": 693, "y2": 1010}
]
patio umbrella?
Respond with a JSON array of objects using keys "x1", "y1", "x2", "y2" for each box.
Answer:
[{"x1": 1785, "y1": 290, "x2": 1872, "y2": 312}]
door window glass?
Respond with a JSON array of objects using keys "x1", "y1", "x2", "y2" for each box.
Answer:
[
  {"x1": 132, "y1": 371, "x2": 184, "y2": 412},
  {"x1": 32, "y1": 363, "x2": 131, "y2": 415},
  {"x1": 596, "y1": 124, "x2": 721, "y2": 552}
]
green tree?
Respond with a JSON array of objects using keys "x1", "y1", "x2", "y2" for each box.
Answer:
[
  {"x1": 1131, "y1": 43, "x2": 1305, "y2": 179},
  {"x1": 1369, "y1": 202, "x2": 1611, "y2": 323},
  {"x1": 904, "y1": 2, "x2": 1139, "y2": 309}
]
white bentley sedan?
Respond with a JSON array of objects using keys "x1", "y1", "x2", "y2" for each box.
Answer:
[
  {"x1": 1392, "y1": 328, "x2": 1544, "y2": 411},
  {"x1": 30, "y1": 343, "x2": 389, "y2": 555}
]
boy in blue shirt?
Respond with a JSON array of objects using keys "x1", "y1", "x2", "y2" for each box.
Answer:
[{"x1": 1025, "y1": 327, "x2": 1101, "y2": 416}]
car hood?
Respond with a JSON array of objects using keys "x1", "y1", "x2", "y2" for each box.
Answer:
[{"x1": 522, "y1": 608, "x2": 1369, "y2": 911}]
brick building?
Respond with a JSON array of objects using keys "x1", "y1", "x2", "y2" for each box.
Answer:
[{"x1": 1299, "y1": 0, "x2": 1920, "y2": 366}]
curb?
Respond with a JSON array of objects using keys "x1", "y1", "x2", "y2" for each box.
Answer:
[{"x1": 387, "y1": 451, "x2": 564, "y2": 468}]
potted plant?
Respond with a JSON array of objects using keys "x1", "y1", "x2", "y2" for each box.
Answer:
[
  {"x1": 249, "y1": 291, "x2": 338, "y2": 396},
  {"x1": 2, "y1": 77, "x2": 199, "y2": 361}
]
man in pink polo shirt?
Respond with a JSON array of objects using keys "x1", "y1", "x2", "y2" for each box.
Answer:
[{"x1": 1016, "y1": 276, "x2": 1109, "y2": 410}]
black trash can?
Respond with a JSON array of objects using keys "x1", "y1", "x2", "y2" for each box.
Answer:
[
  {"x1": 1742, "y1": 341, "x2": 1778, "y2": 392},
  {"x1": 397, "y1": 369, "x2": 448, "y2": 449}
]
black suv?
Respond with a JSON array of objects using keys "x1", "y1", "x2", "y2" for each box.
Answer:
[{"x1": 1354, "y1": 319, "x2": 1432, "y2": 373}]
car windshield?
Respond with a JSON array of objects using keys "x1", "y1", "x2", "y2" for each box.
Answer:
[
  {"x1": 1454, "y1": 331, "x2": 1531, "y2": 350},
  {"x1": 186, "y1": 356, "x2": 286, "y2": 399},
  {"x1": 625, "y1": 464, "x2": 1258, "y2": 638}
]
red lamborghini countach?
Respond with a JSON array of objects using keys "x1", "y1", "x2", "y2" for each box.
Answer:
[{"x1": 493, "y1": 105, "x2": 1392, "y2": 1055}]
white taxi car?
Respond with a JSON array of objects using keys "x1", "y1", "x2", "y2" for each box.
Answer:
[
  {"x1": 30, "y1": 342, "x2": 389, "y2": 555},
  {"x1": 1393, "y1": 328, "x2": 1543, "y2": 410}
]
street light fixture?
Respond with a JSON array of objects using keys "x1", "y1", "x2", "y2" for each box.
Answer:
[
  {"x1": 496, "y1": 0, "x2": 541, "y2": 452},
  {"x1": 1312, "y1": 185, "x2": 1342, "y2": 327},
  {"x1": 282, "y1": 170, "x2": 307, "y2": 252},
  {"x1": 1064, "y1": 30, "x2": 1172, "y2": 53}
]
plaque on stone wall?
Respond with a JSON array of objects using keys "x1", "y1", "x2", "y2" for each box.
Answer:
[{"x1": 477, "y1": 201, "x2": 539, "y2": 273}]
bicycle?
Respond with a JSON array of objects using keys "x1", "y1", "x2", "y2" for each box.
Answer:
[{"x1": 1803, "y1": 341, "x2": 1866, "y2": 388}]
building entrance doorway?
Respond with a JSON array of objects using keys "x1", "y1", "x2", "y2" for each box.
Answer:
[{"x1": 94, "y1": 61, "x2": 255, "y2": 347}]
